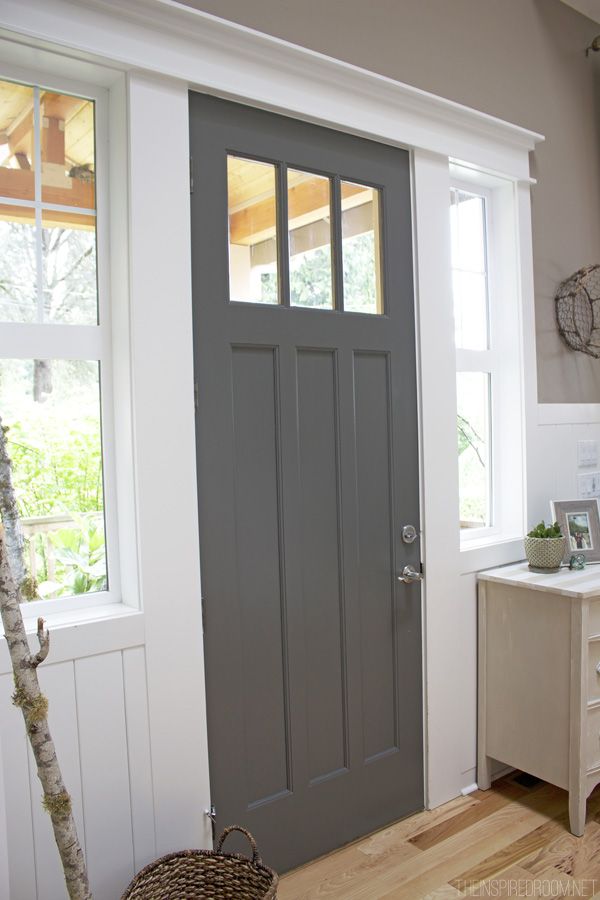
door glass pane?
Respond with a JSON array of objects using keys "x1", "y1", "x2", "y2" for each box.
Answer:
[
  {"x1": 457, "y1": 372, "x2": 491, "y2": 530},
  {"x1": 0, "y1": 80, "x2": 35, "y2": 201},
  {"x1": 41, "y1": 92, "x2": 95, "y2": 210},
  {"x1": 288, "y1": 169, "x2": 333, "y2": 309},
  {"x1": 0, "y1": 359, "x2": 107, "y2": 601},
  {"x1": 341, "y1": 181, "x2": 382, "y2": 314},
  {"x1": 42, "y1": 210, "x2": 98, "y2": 325},
  {"x1": 227, "y1": 155, "x2": 278, "y2": 304},
  {"x1": 450, "y1": 189, "x2": 488, "y2": 349},
  {"x1": 0, "y1": 205, "x2": 37, "y2": 322}
]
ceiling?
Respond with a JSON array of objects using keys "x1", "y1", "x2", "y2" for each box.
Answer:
[{"x1": 560, "y1": 0, "x2": 600, "y2": 24}]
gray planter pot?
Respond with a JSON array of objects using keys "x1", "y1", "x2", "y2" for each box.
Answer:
[{"x1": 524, "y1": 535, "x2": 566, "y2": 571}]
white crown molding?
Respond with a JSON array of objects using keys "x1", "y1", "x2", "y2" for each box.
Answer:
[{"x1": 0, "y1": 0, "x2": 543, "y2": 179}]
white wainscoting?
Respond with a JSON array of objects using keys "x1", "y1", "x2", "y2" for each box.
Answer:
[{"x1": 0, "y1": 646, "x2": 155, "y2": 900}]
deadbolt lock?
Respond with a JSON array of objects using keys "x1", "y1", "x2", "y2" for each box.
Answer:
[{"x1": 402, "y1": 524, "x2": 418, "y2": 544}]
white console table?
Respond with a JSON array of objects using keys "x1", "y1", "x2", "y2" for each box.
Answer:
[{"x1": 478, "y1": 563, "x2": 600, "y2": 836}]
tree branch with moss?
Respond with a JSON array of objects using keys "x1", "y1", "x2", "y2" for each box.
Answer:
[{"x1": 0, "y1": 414, "x2": 92, "y2": 899}]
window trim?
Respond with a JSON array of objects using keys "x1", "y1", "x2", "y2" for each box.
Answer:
[{"x1": 0, "y1": 62, "x2": 122, "y2": 616}]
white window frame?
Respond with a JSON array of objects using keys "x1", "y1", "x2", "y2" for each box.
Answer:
[
  {"x1": 0, "y1": 62, "x2": 121, "y2": 617},
  {"x1": 451, "y1": 164, "x2": 526, "y2": 551}
]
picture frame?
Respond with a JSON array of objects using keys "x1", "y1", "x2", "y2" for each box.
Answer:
[{"x1": 550, "y1": 498, "x2": 600, "y2": 565}]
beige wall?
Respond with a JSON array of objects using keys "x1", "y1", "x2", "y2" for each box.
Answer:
[{"x1": 183, "y1": 0, "x2": 600, "y2": 402}]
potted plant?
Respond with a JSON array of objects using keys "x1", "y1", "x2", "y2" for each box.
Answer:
[{"x1": 524, "y1": 521, "x2": 566, "y2": 572}]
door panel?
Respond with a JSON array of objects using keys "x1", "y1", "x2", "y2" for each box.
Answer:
[
  {"x1": 231, "y1": 345, "x2": 290, "y2": 806},
  {"x1": 190, "y1": 92, "x2": 423, "y2": 873},
  {"x1": 296, "y1": 349, "x2": 347, "y2": 784}
]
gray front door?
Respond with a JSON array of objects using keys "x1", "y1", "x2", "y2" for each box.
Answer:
[{"x1": 189, "y1": 93, "x2": 423, "y2": 874}]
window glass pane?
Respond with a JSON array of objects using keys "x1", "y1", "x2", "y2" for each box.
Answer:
[
  {"x1": 457, "y1": 372, "x2": 491, "y2": 530},
  {"x1": 450, "y1": 189, "x2": 488, "y2": 350},
  {"x1": 42, "y1": 210, "x2": 98, "y2": 325},
  {"x1": 0, "y1": 205, "x2": 37, "y2": 322},
  {"x1": 0, "y1": 80, "x2": 35, "y2": 201},
  {"x1": 228, "y1": 155, "x2": 278, "y2": 304},
  {"x1": 0, "y1": 359, "x2": 107, "y2": 601},
  {"x1": 41, "y1": 93, "x2": 95, "y2": 210},
  {"x1": 452, "y1": 270, "x2": 488, "y2": 354},
  {"x1": 288, "y1": 169, "x2": 333, "y2": 309},
  {"x1": 341, "y1": 182, "x2": 382, "y2": 314}
]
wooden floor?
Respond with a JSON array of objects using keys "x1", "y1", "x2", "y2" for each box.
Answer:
[{"x1": 278, "y1": 774, "x2": 600, "y2": 898}]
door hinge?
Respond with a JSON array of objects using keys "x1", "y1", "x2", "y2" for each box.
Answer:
[
  {"x1": 194, "y1": 381, "x2": 199, "y2": 410},
  {"x1": 201, "y1": 595, "x2": 206, "y2": 632},
  {"x1": 205, "y1": 803, "x2": 216, "y2": 841},
  {"x1": 189, "y1": 156, "x2": 194, "y2": 194}
]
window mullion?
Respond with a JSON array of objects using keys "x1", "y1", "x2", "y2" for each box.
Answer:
[
  {"x1": 331, "y1": 176, "x2": 344, "y2": 311},
  {"x1": 33, "y1": 86, "x2": 44, "y2": 325},
  {"x1": 0, "y1": 324, "x2": 104, "y2": 360},
  {"x1": 277, "y1": 161, "x2": 290, "y2": 307}
]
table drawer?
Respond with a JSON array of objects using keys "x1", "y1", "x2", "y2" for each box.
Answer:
[
  {"x1": 587, "y1": 706, "x2": 600, "y2": 770},
  {"x1": 588, "y1": 640, "x2": 600, "y2": 703}
]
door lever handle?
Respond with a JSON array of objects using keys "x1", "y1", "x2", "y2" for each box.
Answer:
[{"x1": 397, "y1": 564, "x2": 423, "y2": 583}]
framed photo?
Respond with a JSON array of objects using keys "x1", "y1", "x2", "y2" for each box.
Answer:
[{"x1": 550, "y1": 499, "x2": 600, "y2": 564}]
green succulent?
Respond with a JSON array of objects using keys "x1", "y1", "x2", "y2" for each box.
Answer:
[{"x1": 527, "y1": 521, "x2": 562, "y2": 539}]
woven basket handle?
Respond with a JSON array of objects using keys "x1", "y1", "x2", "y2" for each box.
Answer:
[{"x1": 216, "y1": 825, "x2": 261, "y2": 864}]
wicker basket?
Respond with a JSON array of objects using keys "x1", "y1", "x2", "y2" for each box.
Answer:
[{"x1": 121, "y1": 826, "x2": 278, "y2": 899}]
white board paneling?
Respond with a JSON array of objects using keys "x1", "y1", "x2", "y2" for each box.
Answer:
[
  {"x1": 0, "y1": 673, "x2": 37, "y2": 900},
  {"x1": 122, "y1": 646, "x2": 156, "y2": 872},
  {"x1": 75, "y1": 653, "x2": 134, "y2": 900},
  {"x1": 0, "y1": 731, "x2": 9, "y2": 900},
  {"x1": 27, "y1": 662, "x2": 85, "y2": 900}
]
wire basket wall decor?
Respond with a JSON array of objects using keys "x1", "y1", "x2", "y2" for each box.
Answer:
[{"x1": 555, "y1": 264, "x2": 600, "y2": 358}]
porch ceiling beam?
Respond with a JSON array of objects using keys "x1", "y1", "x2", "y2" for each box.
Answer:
[{"x1": 230, "y1": 180, "x2": 368, "y2": 245}]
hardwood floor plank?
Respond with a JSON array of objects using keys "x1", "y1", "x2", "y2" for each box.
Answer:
[
  {"x1": 522, "y1": 820, "x2": 600, "y2": 879},
  {"x1": 279, "y1": 777, "x2": 600, "y2": 900},
  {"x1": 462, "y1": 864, "x2": 590, "y2": 899},
  {"x1": 533, "y1": 866, "x2": 596, "y2": 898},
  {"x1": 278, "y1": 794, "x2": 478, "y2": 899},
  {"x1": 322, "y1": 787, "x2": 566, "y2": 900},
  {"x1": 409, "y1": 782, "x2": 529, "y2": 851},
  {"x1": 447, "y1": 812, "x2": 569, "y2": 891}
]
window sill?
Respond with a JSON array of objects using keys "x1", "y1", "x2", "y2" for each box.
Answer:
[
  {"x1": 459, "y1": 535, "x2": 524, "y2": 575},
  {"x1": 0, "y1": 602, "x2": 144, "y2": 675}
]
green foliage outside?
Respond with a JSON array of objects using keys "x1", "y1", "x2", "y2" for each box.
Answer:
[
  {"x1": 261, "y1": 232, "x2": 378, "y2": 312},
  {"x1": 457, "y1": 412, "x2": 487, "y2": 526},
  {"x1": 8, "y1": 416, "x2": 102, "y2": 517},
  {"x1": 1, "y1": 359, "x2": 106, "y2": 601}
]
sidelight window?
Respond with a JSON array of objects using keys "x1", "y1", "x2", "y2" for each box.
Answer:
[
  {"x1": 452, "y1": 187, "x2": 492, "y2": 530},
  {"x1": 451, "y1": 169, "x2": 524, "y2": 545},
  {"x1": 227, "y1": 154, "x2": 384, "y2": 313},
  {"x1": 0, "y1": 75, "x2": 117, "y2": 608}
]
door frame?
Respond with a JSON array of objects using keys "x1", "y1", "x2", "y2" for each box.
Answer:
[{"x1": 0, "y1": 0, "x2": 543, "y2": 836}]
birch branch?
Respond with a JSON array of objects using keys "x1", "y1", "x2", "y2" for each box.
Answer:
[
  {"x1": 0, "y1": 417, "x2": 92, "y2": 899},
  {"x1": 0, "y1": 422, "x2": 26, "y2": 589}
]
